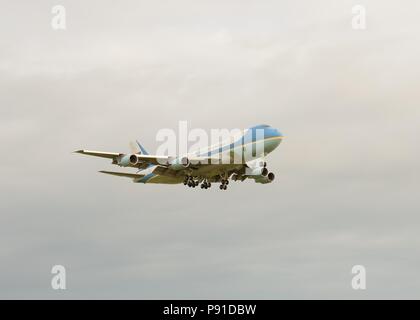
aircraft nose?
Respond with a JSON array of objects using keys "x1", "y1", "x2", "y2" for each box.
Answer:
[
  {"x1": 274, "y1": 128, "x2": 283, "y2": 138},
  {"x1": 268, "y1": 127, "x2": 283, "y2": 138}
]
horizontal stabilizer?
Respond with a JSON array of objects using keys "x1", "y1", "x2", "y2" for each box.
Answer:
[{"x1": 99, "y1": 170, "x2": 145, "y2": 179}]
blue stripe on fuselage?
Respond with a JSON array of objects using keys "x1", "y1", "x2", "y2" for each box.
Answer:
[{"x1": 197, "y1": 125, "x2": 282, "y2": 158}]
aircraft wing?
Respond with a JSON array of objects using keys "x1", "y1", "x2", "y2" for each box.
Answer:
[
  {"x1": 75, "y1": 149, "x2": 231, "y2": 167},
  {"x1": 129, "y1": 154, "x2": 224, "y2": 165},
  {"x1": 76, "y1": 149, "x2": 168, "y2": 161},
  {"x1": 129, "y1": 154, "x2": 224, "y2": 166},
  {"x1": 74, "y1": 150, "x2": 121, "y2": 159},
  {"x1": 131, "y1": 154, "x2": 171, "y2": 165}
]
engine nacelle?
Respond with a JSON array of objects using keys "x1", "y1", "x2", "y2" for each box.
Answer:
[
  {"x1": 262, "y1": 167, "x2": 268, "y2": 176},
  {"x1": 117, "y1": 154, "x2": 140, "y2": 167},
  {"x1": 245, "y1": 167, "x2": 264, "y2": 176},
  {"x1": 244, "y1": 161, "x2": 272, "y2": 181},
  {"x1": 169, "y1": 157, "x2": 190, "y2": 170},
  {"x1": 253, "y1": 172, "x2": 275, "y2": 184},
  {"x1": 129, "y1": 154, "x2": 139, "y2": 165},
  {"x1": 118, "y1": 154, "x2": 131, "y2": 167}
]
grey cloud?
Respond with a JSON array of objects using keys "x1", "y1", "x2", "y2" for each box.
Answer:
[{"x1": 0, "y1": 0, "x2": 419, "y2": 298}]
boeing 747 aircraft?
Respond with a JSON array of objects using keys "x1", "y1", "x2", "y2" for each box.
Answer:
[{"x1": 75, "y1": 125, "x2": 283, "y2": 190}]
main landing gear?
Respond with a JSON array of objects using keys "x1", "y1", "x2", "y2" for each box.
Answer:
[
  {"x1": 183, "y1": 175, "x2": 230, "y2": 190},
  {"x1": 184, "y1": 175, "x2": 199, "y2": 188},
  {"x1": 184, "y1": 176, "x2": 213, "y2": 190},
  {"x1": 219, "y1": 179, "x2": 228, "y2": 190},
  {"x1": 200, "y1": 179, "x2": 211, "y2": 189}
]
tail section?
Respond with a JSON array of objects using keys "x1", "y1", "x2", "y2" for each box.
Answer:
[
  {"x1": 136, "y1": 140, "x2": 149, "y2": 155},
  {"x1": 99, "y1": 170, "x2": 145, "y2": 179}
]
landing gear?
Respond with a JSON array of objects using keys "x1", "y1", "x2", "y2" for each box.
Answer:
[
  {"x1": 200, "y1": 179, "x2": 211, "y2": 189},
  {"x1": 185, "y1": 174, "x2": 231, "y2": 190},
  {"x1": 219, "y1": 178, "x2": 229, "y2": 190},
  {"x1": 184, "y1": 176, "x2": 212, "y2": 190},
  {"x1": 184, "y1": 175, "x2": 197, "y2": 188}
]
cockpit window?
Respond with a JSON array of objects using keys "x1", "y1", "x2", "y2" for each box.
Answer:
[{"x1": 252, "y1": 124, "x2": 270, "y2": 129}]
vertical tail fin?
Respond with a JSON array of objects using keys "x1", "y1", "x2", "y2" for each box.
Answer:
[{"x1": 136, "y1": 140, "x2": 149, "y2": 155}]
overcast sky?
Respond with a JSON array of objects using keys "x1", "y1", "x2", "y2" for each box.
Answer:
[{"x1": 1, "y1": 0, "x2": 419, "y2": 299}]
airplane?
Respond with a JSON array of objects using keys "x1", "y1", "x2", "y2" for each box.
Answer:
[{"x1": 75, "y1": 124, "x2": 284, "y2": 190}]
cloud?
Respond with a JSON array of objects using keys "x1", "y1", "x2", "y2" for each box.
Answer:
[{"x1": 0, "y1": 0, "x2": 419, "y2": 298}]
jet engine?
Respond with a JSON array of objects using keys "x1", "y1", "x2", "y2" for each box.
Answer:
[
  {"x1": 129, "y1": 154, "x2": 140, "y2": 165},
  {"x1": 246, "y1": 167, "x2": 261, "y2": 176},
  {"x1": 169, "y1": 157, "x2": 190, "y2": 170},
  {"x1": 117, "y1": 154, "x2": 131, "y2": 167},
  {"x1": 117, "y1": 154, "x2": 141, "y2": 167},
  {"x1": 253, "y1": 172, "x2": 275, "y2": 184}
]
